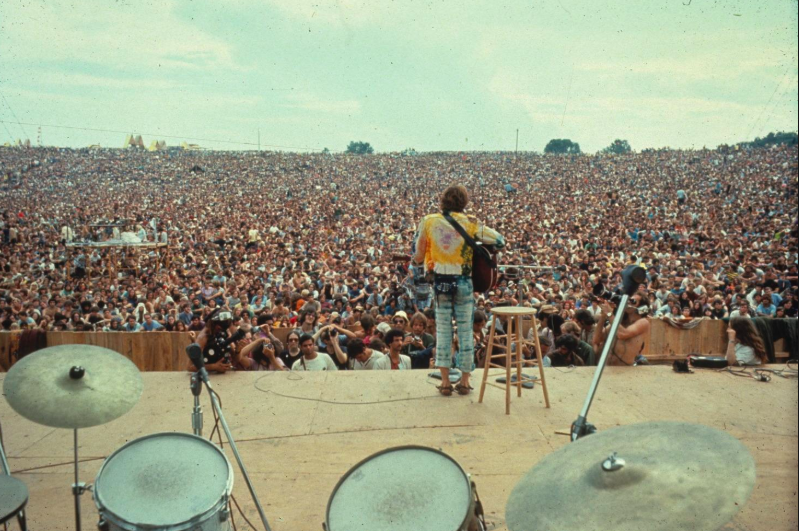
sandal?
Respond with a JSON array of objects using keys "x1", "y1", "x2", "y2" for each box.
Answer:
[
  {"x1": 455, "y1": 383, "x2": 473, "y2": 396},
  {"x1": 437, "y1": 384, "x2": 453, "y2": 397}
]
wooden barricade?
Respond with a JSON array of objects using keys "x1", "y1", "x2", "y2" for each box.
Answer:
[
  {"x1": 0, "y1": 331, "x2": 20, "y2": 371},
  {"x1": 0, "y1": 320, "x2": 791, "y2": 372},
  {"x1": 645, "y1": 319, "x2": 788, "y2": 362},
  {"x1": 46, "y1": 332, "x2": 193, "y2": 372}
]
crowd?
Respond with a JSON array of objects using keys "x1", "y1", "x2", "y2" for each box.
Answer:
[{"x1": 1, "y1": 142, "x2": 797, "y2": 369}]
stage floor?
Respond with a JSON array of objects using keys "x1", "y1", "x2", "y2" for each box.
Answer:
[{"x1": 1, "y1": 366, "x2": 797, "y2": 531}]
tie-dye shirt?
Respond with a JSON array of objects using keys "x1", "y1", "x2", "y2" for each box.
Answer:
[{"x1": 412, "y1": 212, "x2": 505, "y2": 276}]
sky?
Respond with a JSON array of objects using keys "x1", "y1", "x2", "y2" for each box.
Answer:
[{"x1": 0, "y1": 0, "x2": 797, "y2": 153}]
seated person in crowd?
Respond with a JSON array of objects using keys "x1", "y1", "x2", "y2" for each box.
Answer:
[
  {"x1": 550, "y1": 335, "x2": 587, "y2": 367},
  {"x1": 726, "y1": 317, "x2": 768, "y2": 366}
]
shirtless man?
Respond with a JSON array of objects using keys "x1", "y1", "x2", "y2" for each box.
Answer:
[{"x1": 596, "y1": 294, "x2": 651, "y2": 366}]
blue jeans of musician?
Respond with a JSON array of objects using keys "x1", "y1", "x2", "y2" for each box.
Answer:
[{"x1": 434, "y1": 276, "x2": 475, "y2": 373}]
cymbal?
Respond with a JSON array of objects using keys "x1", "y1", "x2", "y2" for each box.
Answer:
[
  {"x1": 506, "y1": 422, "x2": 756, "y2": 531},
  {"x1": 3, "y1": 345, "x2": 143, "y2": 429}
]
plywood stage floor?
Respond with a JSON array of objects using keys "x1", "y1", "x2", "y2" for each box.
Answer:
[{"x1": 1, "y1": 366, "x2": 797, "y2": 531}]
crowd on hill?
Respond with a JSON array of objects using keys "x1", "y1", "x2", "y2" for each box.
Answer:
[{"x1": 1, "y1": 143, "x2": 797, "y2": 369}]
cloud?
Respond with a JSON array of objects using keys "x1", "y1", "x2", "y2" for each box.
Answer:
[
  {"x1": 0, "y1": 0, "x2": 244, "y2": 73},
  {"x1": 281, "y1": 92, "x2": 361, "y2": 114}
]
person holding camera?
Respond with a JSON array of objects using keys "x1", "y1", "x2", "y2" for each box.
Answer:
[
  {"x1": 234, "y1": 335, "x2": 287, "y2": 371},
  {"x1": 186, "y1": 310, "x2": 244, "y2": 374}
]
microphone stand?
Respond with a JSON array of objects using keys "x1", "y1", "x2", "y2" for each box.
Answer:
[
  {"x1": 190, "y1": 373, "x2": 203, "y2": 436},
  {"x1": 191, "y1": 367, "x2": 273, "y2": 531},
  {"x1": 570, "y1": 293, "x2": 630, "y2": 442}
]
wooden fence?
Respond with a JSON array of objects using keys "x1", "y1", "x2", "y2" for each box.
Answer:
[{"x1": 0, "y1": 319, "x2": 789, "y2": 372}]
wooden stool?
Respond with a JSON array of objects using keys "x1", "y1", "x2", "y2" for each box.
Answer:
[{"x1": 478, "y1": 306, "x2": 551, "y2": 415}]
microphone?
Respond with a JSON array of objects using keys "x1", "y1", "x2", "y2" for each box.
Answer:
[
  {"x1": 186, "y1": 343, "x2": 209, "y2": 383},
  {"x1": 621, "y1": 265, "x2": 647, "y2": 296}
]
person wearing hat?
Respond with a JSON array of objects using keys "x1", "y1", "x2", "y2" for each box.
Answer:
[
  {"x1": 391, "y1": 310, "x2": 409, "y2": 331},
  {"x1": 412, "y1": 184, "x2": 505, "y2": 396}
]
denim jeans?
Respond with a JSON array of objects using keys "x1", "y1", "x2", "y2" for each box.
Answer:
[{"x1": 435, "y1": 276, "x2": 475, "y2": 373}]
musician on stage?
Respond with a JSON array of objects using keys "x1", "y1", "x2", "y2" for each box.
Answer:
[{"x1": 412, "y1": 185, "x2": 505, "y2": 396}]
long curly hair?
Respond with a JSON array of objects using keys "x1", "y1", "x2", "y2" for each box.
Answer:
[{"x1": 729, "y1": 317, "x2": 767, "y2": 363}]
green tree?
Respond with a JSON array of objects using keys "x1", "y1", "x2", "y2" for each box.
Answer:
[
  {"x1": 346, "y1": 141, "x2": 374, "y2": 155},
  {"x1": 544, "y1": 139, "x2": 581, "y2": 154},
  {"x1": 744, "y1": 131, "x2": 798, "y2": 148},
  {"x1": 603, "y1": 139, "x2": 632, "y2": 154},
  {"x1": 322, "y1": 147, "x2": 330, "y2": 154}
]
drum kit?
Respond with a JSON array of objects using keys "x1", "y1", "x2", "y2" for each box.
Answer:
[
  {"x1": 2, "y1": 336, "x2": 758, "y2": 531},
  {"x1": 1, "y1": 345, "x2": 239, "y2": 531}
]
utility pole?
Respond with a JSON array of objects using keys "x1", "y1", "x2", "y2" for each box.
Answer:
[
  {"x1": 257, "y1": 129, "x2": 260, "y2": 151},
  {"x1": 37, "y1": 126, "x2": 42, "y2": 146}
]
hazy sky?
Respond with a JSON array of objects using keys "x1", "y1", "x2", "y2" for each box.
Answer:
[{"x1": 1, "y1": 0, "x2": 797, "y2": 152}]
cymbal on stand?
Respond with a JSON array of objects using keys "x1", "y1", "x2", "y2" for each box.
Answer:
[
  {"x1": 3, "y1": 345, "x2": 143, "y2": 429},
  {"x1": 506, "y1": 421, "x2": 756, "y2": 531}
]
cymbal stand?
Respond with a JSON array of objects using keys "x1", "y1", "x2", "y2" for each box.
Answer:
[
  {"x1": 72, "y1": 429, "x2": 90, "y2": 531},
  {"x1": 1, "y1": 430, "x2": 29, "y2": 531},
  {"x1": 194, "y1": 371, "x2": 273, "y2": 531},
  {"x1": 570, "y1": 294, "x2": 630, "y2": 442}
]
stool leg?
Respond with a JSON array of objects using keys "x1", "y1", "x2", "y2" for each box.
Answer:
[
  {"x1": 516, "y1": 315, "x2": 524, "y2": 397},
  {"x1": 17, "y1": 510, "x2": 28, "y2": 531},
  {"x1": 532, "y1": 317, "x2": 551, "y2": 408},
  {"x1": 478, "y1": 316, "x2": 497, "y2": 404},
  {"x1": 505, "y1": 315, "x2": 513, "y2": 415}
]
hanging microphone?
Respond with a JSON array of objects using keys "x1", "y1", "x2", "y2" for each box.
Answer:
[
  {"x1": 621, "y1": 265, "x2": 647, "y2": 296},
  {"x1": 186, "y1": 343, "x2": 209, "y2": 383}
]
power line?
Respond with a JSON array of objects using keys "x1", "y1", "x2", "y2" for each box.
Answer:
[
  {"x1": 0, "y1": 120, "x2": 324, "y2": 151},
  {"x1": 0, "y1": 117, "x2": 14, "y2": 143},
  {"x1": 0, "y1": 89, "x2": 29, "y2": 140},
  {"x1": 745, "y1": 57, "x2": 796, "y2": 141}
]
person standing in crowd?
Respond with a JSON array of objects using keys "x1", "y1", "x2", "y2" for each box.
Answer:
[
  {"x1": 291, "y1": 333, "x2": 338, "y2": 371},
  {"x1": 412, "y1": 184, "x2": 505, "y2": 395}
]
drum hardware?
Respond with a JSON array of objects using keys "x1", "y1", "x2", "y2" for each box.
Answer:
[
  {"x1": 3, "y1": 345, "x2": 144, "y2": 531},
  {"x1": 505, "y1": 421, "x2": 757, "y2": 531},
  {"x1": 570, "y1": 265, "x2": 646, "y2": 441},
  {"x1": 324, "y1": 446, "x2": 485, "y2": 531},
  {"x1": 93, "y1": 432, "x2": 234, "y2": 531},
  {"x1": 186, "y1": 344, "x2": 273, "y2": 531}
]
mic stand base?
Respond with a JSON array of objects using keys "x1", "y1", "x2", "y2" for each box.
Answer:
[{"x1": 198, "y1": 375, "x2": 273, "y2": 531}]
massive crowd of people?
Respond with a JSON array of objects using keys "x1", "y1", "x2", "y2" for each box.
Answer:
[{"x1": 1, "y1": 142, "x2": 797, "y2": 369}]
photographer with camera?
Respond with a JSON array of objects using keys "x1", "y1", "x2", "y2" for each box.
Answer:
[
  {"x1": 186, "y1": 310, "x2": 243, "y2": 374},
  {"x1": 234, "y1": 334, "x2": 287, "y2": 371}
]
